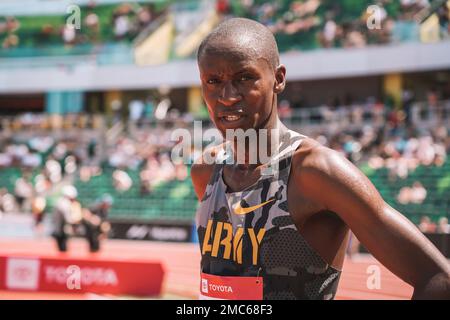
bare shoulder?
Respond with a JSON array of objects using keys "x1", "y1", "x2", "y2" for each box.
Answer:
[
  {"x1": 292, "y1": 136, "x2": 344, "y2": 174},
  {"x1": 191, "y1": 143, "x2": 225, "y2": 201},
  {"x1": 291, "y1": 136, "x2": 381, "y2": 210}
]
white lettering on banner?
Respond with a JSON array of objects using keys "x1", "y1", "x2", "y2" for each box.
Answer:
[
  {"x1": 126, "y1": 225, "x2": 148, "y2": 239},
  {"x1": 209, "y1": 284, "x2": 233, "y2": 293},
  {"x1": 126, "y1": 225, "x2": 188, "y2": 241},
  {"x1": 6, "y1": 258, "x2": 40, "y2": 290},
  {"x1": 45, "y1": 266, "x2": 118, "y2": 286},
  {"x1": 150, "y1": 227, "x2": 187, "y2": 241}
]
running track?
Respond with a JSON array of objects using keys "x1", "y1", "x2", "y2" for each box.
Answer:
[{"x1": 0, "y1": 238, "x2": 413, "y2": 300}]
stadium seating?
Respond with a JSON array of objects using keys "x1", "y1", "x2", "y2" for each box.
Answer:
[
  {"x1": 0, "y1": 1, "x2": 169, "y2": 57},
  {"x1": 1, "y1": 0, "x2": 436, "y2": 59},
  {"x1": 362, "y1": 159, "x2": 450, "y2": 224},
  {"x1": 0, "y1": 167, "x2": 22, "y2": 193},
  {"x1": 74, "y1": 166, "x2": 198, "y2": 222}
]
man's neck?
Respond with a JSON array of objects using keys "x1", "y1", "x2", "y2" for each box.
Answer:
[{"x1": 229, "y1": 117, "x2": 288, "y2": 167}]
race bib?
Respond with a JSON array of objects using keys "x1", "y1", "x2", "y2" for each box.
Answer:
[{"x1": 199, "y1": 272, "x2": 263, "y2": 300}]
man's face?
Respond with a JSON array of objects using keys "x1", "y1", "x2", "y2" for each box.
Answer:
[{"x1": 199, "y1": 50, "x2": 281, "y2": 136}]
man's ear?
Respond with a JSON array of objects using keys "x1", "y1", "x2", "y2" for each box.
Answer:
[{"x1": 274, "y1": 64, "x2": 286, "y2": 94}]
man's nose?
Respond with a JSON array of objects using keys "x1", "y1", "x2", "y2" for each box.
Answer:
[{"x1": 218, "y1": 81, "x2": 241, "y2": 106}]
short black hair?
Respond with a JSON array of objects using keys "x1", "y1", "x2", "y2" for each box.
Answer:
[{"x1": 197, "y1": 18, "x2": 280, "y2": 69}]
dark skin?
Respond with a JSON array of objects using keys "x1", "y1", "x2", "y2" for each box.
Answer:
[{"x1": 192, "y1": 37, "x2": 450, "y2": 299}]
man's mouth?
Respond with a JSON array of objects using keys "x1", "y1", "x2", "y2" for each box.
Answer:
[
  {"x1": 222, "y1": 115, "x2": 243, "y2": 122},
  {"x1": 218, "y1": 110, "x2": 246, "y2": 124}
]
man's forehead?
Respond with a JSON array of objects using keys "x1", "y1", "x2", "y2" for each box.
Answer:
[
  {"x1": 200, "y1": 37, "x2": 260, "y2": 60},
  {"x1": 199, "y1": 44, "x2": 273, "y2": 72},
  {"x1": 199, "y1": 54, "x2": 271, "y2": 75}
]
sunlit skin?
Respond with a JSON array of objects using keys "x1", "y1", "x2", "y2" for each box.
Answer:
[
  {"x1": 192, "y1": 18, "x2": 450, "y2": 299},
  {"x1": 199, "y1": 53, "x2": 286, "y2": 167}
]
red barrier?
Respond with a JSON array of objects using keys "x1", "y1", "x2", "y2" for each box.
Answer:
[{"x1": 0, "y1": 255, "x2": 165, "y2": 296}]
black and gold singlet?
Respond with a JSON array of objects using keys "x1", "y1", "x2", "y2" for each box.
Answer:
[{"x1": 196, "y1": 130, "x2": 341, "y2": 300}]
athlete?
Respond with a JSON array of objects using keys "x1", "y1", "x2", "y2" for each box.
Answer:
[{"x1": 191, "y1": 18, "x2": 450, "y2": 300}]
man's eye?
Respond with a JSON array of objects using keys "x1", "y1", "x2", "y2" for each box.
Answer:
[
  {"x1": 207, "y1": 79, "x2": 220, "y2": 84},
  {"x1": 239, "y1": 75, "x2": 253, "y2": 81}
]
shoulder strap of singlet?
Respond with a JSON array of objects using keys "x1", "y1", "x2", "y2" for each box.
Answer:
[
  {"x1": 265, "y1": 130, "x2": 305, "y2": 184},
  {"x1": 205, "y1": 131, "x2": 306, "y2": 189}
]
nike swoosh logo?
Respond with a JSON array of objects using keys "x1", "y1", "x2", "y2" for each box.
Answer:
[{"x1": 233, "y1": 199, "x2": 275, "y2": 215}]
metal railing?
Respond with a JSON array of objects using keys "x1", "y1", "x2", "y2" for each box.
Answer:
[
  {"x1": 283, "y1": 100, "x2": 450, "y2": 132},
  {"x1": 2, "y1": 99, "x2": 449, "y2": 137}
]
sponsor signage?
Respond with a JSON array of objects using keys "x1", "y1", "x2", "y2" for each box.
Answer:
[
  {"x1": 0, "y1": 256, "x2": 165, "y2": 296},
  {"x1": 199, "y1": 272, "x2": 263, "y2": 300},
  {"x1": 110, "y1": 221, "x2": 193, "y2": 242}
]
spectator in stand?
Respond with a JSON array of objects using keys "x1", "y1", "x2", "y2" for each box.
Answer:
[
  {"x1": 14, "y1": 175, "x2": 33, "y2": 212},
  {"x1": 0, "y1": 188, "x2": 15, "y2": 215},
  {"x1": 419, "y1": 215, "x2": 437, "y2": 233},
  {"x1": 137, "y1": 6, "x2": 153, "y2": 29},
  {"x1": 112, "y1": 169, "x2": 132, "y2": 192},
  {"x1": 113, "y1": 4, "x2": 132, "y2": 40},
  {"x1": 34, "y1": 171, "x2": 51, "y2": 194},
  {"x1": 427, "y1": 87, "x2": 440, "y2": 122},
  {"x1": 436, "y1": 217, "x2": 450, "y2": 234},
  {"x1": 398, "y1": 181, "x2": 427, "y2": 204},
  {"x1": 62, "y1": 24, "x2": 76, "y2": 45},
  {"x1": 397, "y1": 185, "x2": 412, "y2": 205},
  {"x1": 84, "y1": 10, "x2": 100, "y2": 42},
  {"x1": 45, "y1": 157, "x2": 62, "y2": 184},
  {"x1": 79, "y1": 165, "x2": 101, "y2": 183},
  {"x1": 5, "y1": 16, "x2": 20, "y2": 32},
  {"x1": 279, "y1": 0, "x2": 321, "y2": 35},
  {"x1": 343, "y1": 22, "x2": 367, "y2": 48},
  {"x1": 410, "y1": 181, "x2": 427, "y2": 204},
  {"x1": 319, "y1": 13, "x2": 337, "y2": 48},
  {"x1": 256, "y1": 3, "x2": 278, "y2": 29},
  {"x1": 1, "y1": 16, "x2": 20, "y2": 49},
  {"x1": 2, "y1": 34, "x2": 19, "y2": 49}
]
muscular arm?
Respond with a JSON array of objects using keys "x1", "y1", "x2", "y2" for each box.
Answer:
[{"x1": 294, "y1": 142, "x2": 450, "y2": 299}]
